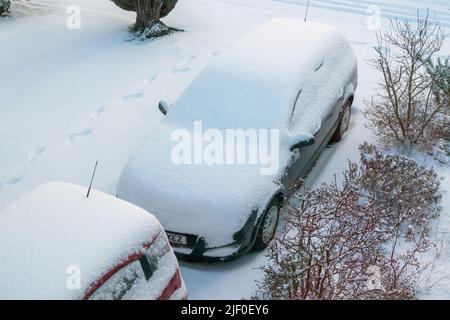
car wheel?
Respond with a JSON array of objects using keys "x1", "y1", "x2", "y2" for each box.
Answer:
[
  {"x1": 253, "y1": 198, "x2": 281, "y2": 251},
  {"x1": 331, "y1": 99, "x2": 352, "y2": 143}
]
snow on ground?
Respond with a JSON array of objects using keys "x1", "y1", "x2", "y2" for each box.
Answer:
[{"x1": 0, "y1": 0, "x2": 449, "y2": 299}]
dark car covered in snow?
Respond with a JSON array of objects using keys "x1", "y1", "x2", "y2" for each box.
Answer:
[{"x1": 117, "y1": 19, "x2": 358, "y2": 261}]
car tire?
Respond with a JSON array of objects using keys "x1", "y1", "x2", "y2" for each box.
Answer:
[
  {"x1": 252, "y1": 198, "x2": 281, "y2": 251},
  {"x1": 331, "y1": 99, "x2": 353, "y2": 143}
]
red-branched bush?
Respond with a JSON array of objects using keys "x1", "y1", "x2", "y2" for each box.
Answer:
[{"x1": 256, "y1": 144, "x2": 441, "y2": 300}]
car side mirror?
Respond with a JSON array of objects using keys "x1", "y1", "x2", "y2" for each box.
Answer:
[
  {"x1": 290, "y1": 136, "x2": 315, "y2": 151},
  {"x1": 158, "y1": 100, "x2": 171, "y2": 116}
]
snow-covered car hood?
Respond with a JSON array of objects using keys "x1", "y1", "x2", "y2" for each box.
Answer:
[
  {"x1": 0, "y1": 182, "x2": 163, "y2": 300},
  {"x1": 117, "y1": 121, "x2": 290, "y2": 247}
]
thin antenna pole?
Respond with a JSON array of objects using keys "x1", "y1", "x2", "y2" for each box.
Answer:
[
  {"x1": 304, "y1": 0, "x2": 311, "y2": 22},
  {"x1": 86, "y1": 160, "x2": 98, "y2": 198}
]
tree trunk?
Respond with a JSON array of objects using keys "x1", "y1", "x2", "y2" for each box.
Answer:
[
  {"x1": 0, "y1": 0, "x2": 11, "y2": 16},
  {"x1": 111, "y1": 0, "x2": 179, "y2": 37},
  {"x1": 134, "y1": 0, "x2": 163, "y2": 32}
]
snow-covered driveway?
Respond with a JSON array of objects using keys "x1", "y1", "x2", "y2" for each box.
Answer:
[{"x1": 1, "y1": 0, "x2": 448, "y2": 299}]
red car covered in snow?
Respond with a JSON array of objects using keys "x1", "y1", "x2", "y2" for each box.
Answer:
[{"x1": 0, "y1": 181, "x2": 187, "y2": 300}]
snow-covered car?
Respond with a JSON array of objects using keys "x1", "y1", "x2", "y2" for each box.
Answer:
[
  {"x1": 117, "y1": 19, "x2": 358, "y2": 261},
  {"x1": 0, "y1": 181, "x2": 187, "y2": 300}
]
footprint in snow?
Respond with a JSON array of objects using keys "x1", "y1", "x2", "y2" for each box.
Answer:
[
  {"x1": 172, "y1": 67, "x2": 191, "y2": 74},
  {"x1": 171, "y1": 56, "x2": 197, "y2": 75},
  {"x1": 1, "y1": 176, "x2": 24, "y2": 187},
  {"x1": 89, "y1": 107, "x2": 105, "y2": 120},
  {"x1": 122, "y1": 92, "x2": 144, "y2": 102},
  {"x1": 212, "y1": 51, "x2": 220, "y2": 57},
  {"x1": 66, "y1": 128, "x2": 93, "y2": 144},
  {"x1": 0, "y1": 146, "x2": 46, "y2": 190},
  {"x1": 149, "y1": 74, "x2": 158, "y2": 82},
  {"x1": 23, "y1": 146, "x2": 47, "y2": 165},
  {"x1": 177, "y1": 55, "x2": 197, "y2": 67},
  {"x1": 349, "y1": 40, "x2": 369, "y2": 46},
  {"x1": 186, "y1": 55, "x2": 197, "y2": 63},
  {"x1": 35, "y1": 146, "x2": 47, "y2": 156}
]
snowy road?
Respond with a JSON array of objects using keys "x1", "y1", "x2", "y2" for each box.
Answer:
[{"x1": 1, "y1": 0, "x2": 449, "y2": 299}]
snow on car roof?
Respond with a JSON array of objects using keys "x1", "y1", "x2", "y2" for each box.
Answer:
[
  {"x1": 170, "y1": 18, "x2": 357, "y2": 136},
  {"x1": 0, "y1": 182, "x2": 162, "y2": 300}
]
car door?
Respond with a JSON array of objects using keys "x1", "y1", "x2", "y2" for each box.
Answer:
[
  {"x1": 283, "y1": 89, "x2": 344, "y2": 189},
  {"x1": 320, "y1": 90, "x2": 344, "y2": 145},
  {"x1": 283, "y1": 87, "x2": 321, "y2": 188},
  {"x1": 283, "y1": 139, "x2": 318, "y2": 189}
]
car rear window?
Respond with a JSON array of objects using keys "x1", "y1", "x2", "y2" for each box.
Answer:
[{"x1": 89, "y1": 233, "x2": 173, "y2": 300}]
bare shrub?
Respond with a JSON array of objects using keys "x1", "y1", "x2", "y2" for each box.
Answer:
[
  {"x1": 364, "y1": 12, "x2": 448, "y2": 148},
  {"x1": 359, "y1": 143, "x2": 441, "y2": 239},
  {"x1": 256, "y1": 144, "x2": 441, "y2": 300}
]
